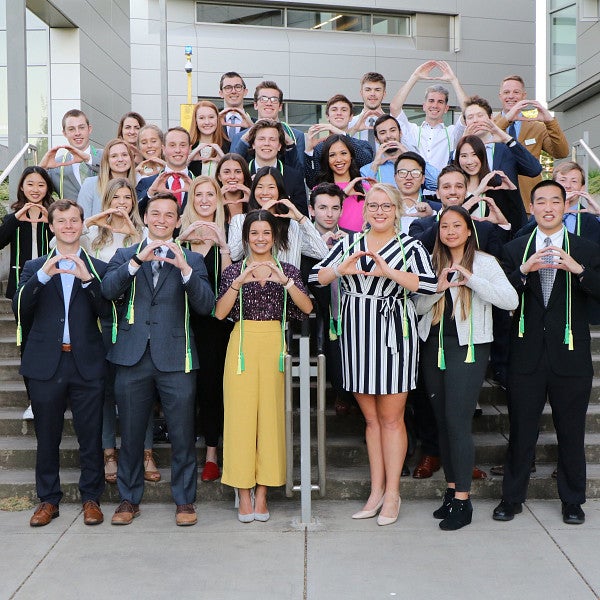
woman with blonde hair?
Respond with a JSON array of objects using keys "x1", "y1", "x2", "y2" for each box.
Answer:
[
  {"x1": 179, "y1": 176, "x2": 233, "y2": 481},
  {"x1": 188, "y1": 101, "x2": 230, "y2": 177},
  {"x1": 311, "y1": 183, "x2": 437, "y2": 525},
  {"x1": 77, "y1": 138, "x2": 136, "y2": 219},
  {"x1": 136, "y1": 124, "x2": 166, "y2": 178}
]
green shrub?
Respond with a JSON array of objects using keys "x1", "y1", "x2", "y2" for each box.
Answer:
[{"x1": 588, "y1": 169, "x2": 600, "y2": 195}]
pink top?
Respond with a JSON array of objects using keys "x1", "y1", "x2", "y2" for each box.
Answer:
[{"x1": 336, "y1": 181, "x2": 371, "y2": 232}]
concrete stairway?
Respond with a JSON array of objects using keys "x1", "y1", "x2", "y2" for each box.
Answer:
[{"x1": 1, "y1": 293, "x2": 600, "y2": 503}]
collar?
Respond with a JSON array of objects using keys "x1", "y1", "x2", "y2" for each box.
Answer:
[
  {"x1": 164, "y1": 166, "x2": 188, "y2": 176},
  {"x1": 146, "y1": 236, "x2": 173, "y2": 245},
  {"x1": 536, "y1": 227, "x2": 564, "y2": 248}
]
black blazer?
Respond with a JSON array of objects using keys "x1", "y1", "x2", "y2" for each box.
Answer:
[
  {"x1": 502, "y1": 232, "x2": 600, "y2": 376},
  {"x1": 13, "y1": 252, "x2": 112, "y2": 381},
  {"x1": 409, "y1": 215, "x2": 507, "y2": 259},
  {"x1": 0, "y1": 213, "x2": 54, "y2": 299}
]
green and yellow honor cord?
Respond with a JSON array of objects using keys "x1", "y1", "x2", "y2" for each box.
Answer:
[
  {"x1": 16, "y1": 247, "x2": 117, "y2": 346},
  {"x1": 436, "y1": 290, "x2": 475, "y2": 370},
  {"x1": 329, "y1": 232, "x2": 410, "y2": 341},
  {"x1": 14, "y1": 221, "x2": 49, "y2": 291},
  {"x1": 518, "y1": 226, "x2": 573, "y2": 350},
  {"x1": 236, "y1": 256, "x2": 288, "y2": 375},
  {"x1": 126, "y1": 240, "x2": 194, "y2": 372}
]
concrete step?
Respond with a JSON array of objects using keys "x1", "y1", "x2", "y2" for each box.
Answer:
[
  {"x1": 3, "y1": 431, "x2": 600, "y2": 471},
  {"x1": 0, "y1": 314, "x2": 16, "y2": 338},
  {"x1": 0, "y1": 380, "x2": 27, "y2": 407},
  {"x1": 2, "y1": 463, "x2": 600, "y2": 503},
  {"x1": 0, "y1": 358, "x2": 21, "y2": 380}
]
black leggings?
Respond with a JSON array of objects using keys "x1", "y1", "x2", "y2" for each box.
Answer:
[{"x1": 421, "y1": 335, "x2": 490, "y2": 492}]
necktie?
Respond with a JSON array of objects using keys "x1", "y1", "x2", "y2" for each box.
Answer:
[
  {"x1": 507, "y1": 121, "x2": 517, "y2": 140},
  {"x1": 540, "y1": 236, "x2": 554, "y2": 306},
  {"x1": 367, "y1": 117, "x2": 376, "y2": 150},
  {"x1": 228, "y1": 114, "x2": 239, "y2": 140},
  {"x1": 79, "y1": 161, "x2": 90, "y2": 183},
  {"x1": 171, "y1": 173, "x2": 183, "y2": 207},
  {"x1": 152, "y1": 247, "x2": 163, "y2": 287}
]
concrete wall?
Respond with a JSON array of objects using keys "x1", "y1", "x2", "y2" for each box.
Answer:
[
  {"x1": 28, "y1": 0, "x2": 131, "y2": 146},
  {"x1": 130, "y1": 0, "x2": 536, "y2": 126}
]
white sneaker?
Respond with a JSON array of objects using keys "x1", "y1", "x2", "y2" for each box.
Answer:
[{"x1": 22, "y1": 405, "x2": 34, "y2": 420}]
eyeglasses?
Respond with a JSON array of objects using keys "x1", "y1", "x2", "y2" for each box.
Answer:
[
  {"x1": 257, "y1": 96, "x2": 281, "y2": 104},
  {"x1": 222, "y1": 84, "x2": 245, "y2": 92},
  {"x1": 366, "y1": 202, "x2": 394, "y2": 213},
  {"x1": 395, "y1": 169, "x2": 423, "y2": 179}
]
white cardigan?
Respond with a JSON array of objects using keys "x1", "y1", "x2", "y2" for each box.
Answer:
[{"x1": 415, "y1": 251, "x2": 518, "y2": 346}]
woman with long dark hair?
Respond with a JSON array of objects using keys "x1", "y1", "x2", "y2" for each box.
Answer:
[
  {"x1": 315, "y1": 134, "x2": 373, "y2": 233},
  {"x1": 215, "y1": 210, "x2": 312, "y2": 522},
  {"x1": 227, "y1": 166, "x2": 327, "y2": 267},
  {"x1": 215, "y1": 153, "x2": 252, "y2": 223},
  {"x1": 415, "y1": 206, "x2": 517, "y2": 530}
]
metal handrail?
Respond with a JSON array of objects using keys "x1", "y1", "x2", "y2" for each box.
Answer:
[
  {"x1": 577, "y1": 138, "x2": 600, "y2": 170},
  {"x1": 571, "y1": 133, "x2": 600, "y2": 194},
  {"x1": 0, "y1": 143, "x2": 38, "y2": 186}
]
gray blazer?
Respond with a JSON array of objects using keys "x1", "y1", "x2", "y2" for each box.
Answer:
[
  {"x1": 48, "y1": 148, "x2": 103, "y2": 201},
  {"x1": 101, "y1": 241, "x2": 215, "y2": 372}
]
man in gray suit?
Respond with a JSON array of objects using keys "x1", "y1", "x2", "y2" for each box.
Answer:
[
  {"x1": 101, "y1": 192, "x2": 214, "y2": 526},
  {"x1": 39, "y1": 109, "x2": 103, "y2": 200}
]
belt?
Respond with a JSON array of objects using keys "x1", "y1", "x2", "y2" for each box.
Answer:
[{"x1": 61, "y1": 343, "x2": 72, "y2": 352}]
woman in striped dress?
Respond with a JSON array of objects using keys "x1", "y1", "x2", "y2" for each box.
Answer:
[{"x1": 310, "y1": 183, "x2": 437, "y2": 525}]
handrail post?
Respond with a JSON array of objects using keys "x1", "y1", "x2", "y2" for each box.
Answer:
[{"x1": 298, "y1": 319, "x2": 312, "y2": 524}]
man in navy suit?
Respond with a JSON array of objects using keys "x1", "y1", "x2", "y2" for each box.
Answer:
[
  {"x1": 102, "y1": 193, "x2": 214, "y2": 526},
  {"x1": 14, "y1": 199, "x2": 112, "y2": 527},
  {"x1": 136, "y1": 127, "x2": 194, "y2": 217}
]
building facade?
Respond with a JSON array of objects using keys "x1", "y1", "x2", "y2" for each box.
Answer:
[{"x1": 547, "y1": 0, "x2": 600, "y2": 162}]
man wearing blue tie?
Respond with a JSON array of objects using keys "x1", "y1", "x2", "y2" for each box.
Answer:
[
  {"x1": 14, "y1": 199, "x2": 112, "y2": 527},
  {"x1": 102, "y1": 192, "x2": 214, "y2": 526}
]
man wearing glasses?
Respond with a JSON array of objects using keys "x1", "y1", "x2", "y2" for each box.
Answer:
[
  {"x1": 230, "y1": 80, "x2": 305, "y2": 167},
  {"x1": 218, "y1": 72, "x2": 253, "y2": 140}
]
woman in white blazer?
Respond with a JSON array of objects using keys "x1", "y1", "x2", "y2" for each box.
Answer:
[{"x1": 415, "y1": 205, "x2": 518, "y2": 530}]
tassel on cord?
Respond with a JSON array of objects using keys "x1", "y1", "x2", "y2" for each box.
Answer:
[
  {"x1": 518, "y1": 311, "x2": 525, "y2": 338},
  {"x1": 279, "y1": 352, "x2": 285, "y2": 373},
  {"x1": 465, "y1": 343, "x2": 475, "y2": 364},
  {"x1": 437, "y1": 346, "x2": 446, "y2": 370},
  {"x1": 16, "y1": 324, "x2": 22, "y2": 347}
]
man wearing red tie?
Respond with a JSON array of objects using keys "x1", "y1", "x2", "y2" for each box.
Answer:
[{"x1": 136, "y1": 126, "x2": 194, "y2": 217}]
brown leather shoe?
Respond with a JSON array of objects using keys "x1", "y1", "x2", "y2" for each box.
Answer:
[
  {"x1": 176, "y1": 503, "x2": 197, "y2": 526},
  {"x1": 30, "y1": 502, "x2": 59, "y2": 527},
  {"x1": 413, "y1": 455, "x2": 441, "y2": 479},
  {"x1": 83, "y1": 500, "x2": 104, "y2": 525},
  {"x1": 144, "y1": 449, "x2": 161, "y2": 482},
  {"x1": 111, "y1": 500, "x2": 140, "y2": 525},
  {"x1": 472, "y1": 466, "x2": 487, "y2": 480},
  {"x1": 104, "y1": 449, "x2": 118, "y2": 484}
]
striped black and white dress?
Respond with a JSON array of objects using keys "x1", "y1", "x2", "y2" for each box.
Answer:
[{"x1": 309, "y1": 232, "x2": 438, "y2": 394}]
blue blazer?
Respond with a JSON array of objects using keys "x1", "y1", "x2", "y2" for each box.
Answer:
[
  {"x1": 101, "y1": 242, "x2": 215, "y2": 372},
  {"x1": 13, "y1": 253, "x2": 111, "y2": 381},
  {"x1": 135, "y1": 169, "x2": 193, "y2": 217},
  {"x1": 491, "y1": 141, "x2": 542, "y2": 189}
]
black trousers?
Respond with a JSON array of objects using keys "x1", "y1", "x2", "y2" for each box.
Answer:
[
  {"x1": 29, "y1": 352, "x2": 105, "y2": 505},
  {"x1": 503, "y1": 352, "x2": 591, "y2": 505}
]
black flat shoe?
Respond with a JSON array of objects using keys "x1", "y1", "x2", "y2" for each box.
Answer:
[
  {"x1": 433, "y1": 487, "x2": 454, "y2": 519},
  {"x1": 562, "y1": 503, "x2": 585, "y2": 525},
  {"x1": 439, "y1": 498, "x2": 472, "y2": 531},
  {"x1": 401, "y1": 463, "x2": 410, "y2": 477},
  {"x1": 493, "y1": 500, "x2": 522, "y2": 521}
]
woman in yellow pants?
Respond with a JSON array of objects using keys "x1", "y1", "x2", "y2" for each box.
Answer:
[{"x1": 215, "y1": 210, "x2": 312, "y2": 522}]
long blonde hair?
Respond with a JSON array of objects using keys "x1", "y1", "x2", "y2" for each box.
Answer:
[
  {"x1": 91, "y1": 177, "x2": 143, "y2": 251},
  {"x1": 96, "y1": 139, "x2": 137, "y2": 198},
  {"x1": 361, "y1": 183, "x2": 404, "y2": 232},
  {"x1": 180, "y1": 176, "x2": 226, "y2": 232}
]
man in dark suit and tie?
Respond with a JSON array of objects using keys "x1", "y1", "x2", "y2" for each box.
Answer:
[
  {"x1": 136, "y1": 126, "x2": 194, "y2": 217},
  {"x1": 102, "y1": 192, "x2": 214, "y2": 526},
  {"x1": 14, "y1": 199, "x2": 112, "y2": 527},
  {"x1": 493, "y1": 180, "x2": 600, "y2": 525}
]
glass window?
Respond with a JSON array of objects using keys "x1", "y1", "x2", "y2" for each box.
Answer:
[
  {"x1": 550, "y1": 4, "x2": 576, "y2": 72},
  {"x1": 27, "y1": 66, "x2": 48, "y2": 136},
  {"x1": 196, "y1": 3, "x2": 283, "y2": 27},
  {"x1": 550, "y1": 69, "x2": 577, "y2": 98},
  {"x1": 287, "y1": 10, "x2": 369, "y2": 32},
  {"x1": 286, "y1": 102, "x2": 323, "y2": 132},
  {"x1": 372, "y1": 15, "x2": 410, "y2": 36}
]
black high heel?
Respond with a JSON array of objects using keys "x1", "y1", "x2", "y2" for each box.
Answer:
[{"x1": 433, "y1": 487, "x2": 454, "y2": 519}]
